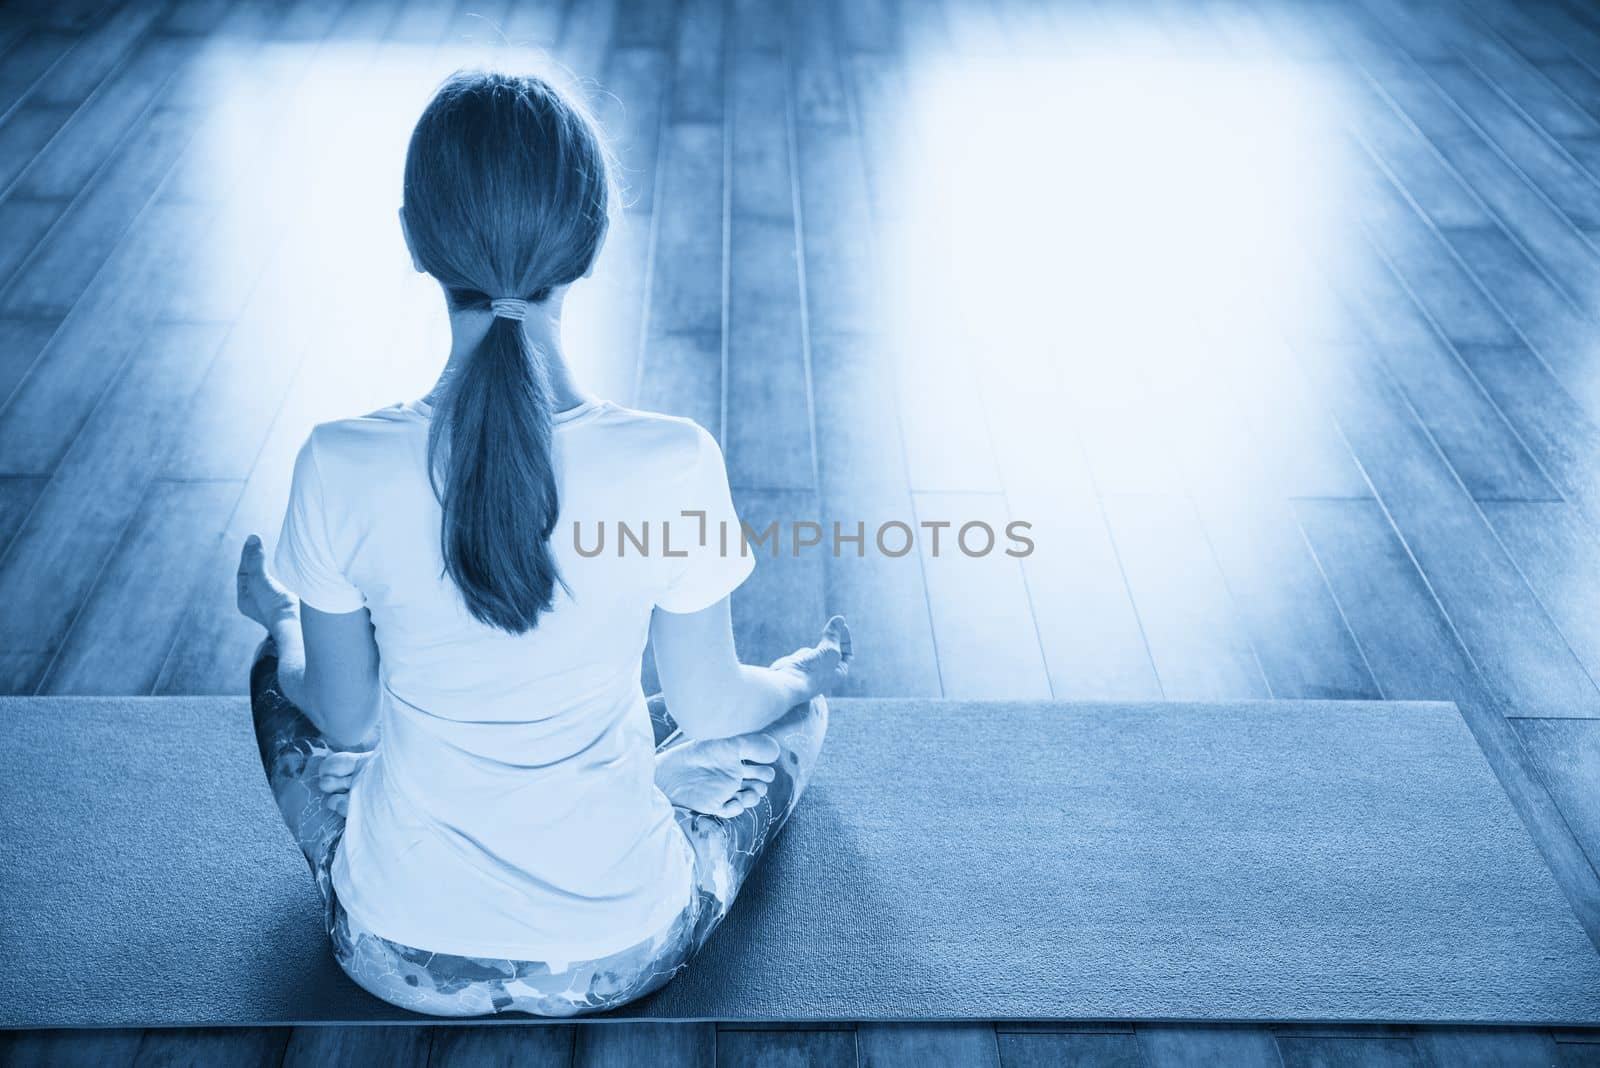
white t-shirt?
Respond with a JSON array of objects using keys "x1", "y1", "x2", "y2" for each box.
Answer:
[{"x1": 274, "y1": 397, "x2": 754, "y2": 963}]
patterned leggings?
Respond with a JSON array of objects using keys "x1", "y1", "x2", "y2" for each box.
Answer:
[{"x1": 248, "y1": 648, "x2": 828, "y2": 1017}]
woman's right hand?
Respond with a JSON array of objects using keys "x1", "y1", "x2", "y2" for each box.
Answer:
[{"x1": 770, "y1": 616, "x2": 853, "y2": 699}]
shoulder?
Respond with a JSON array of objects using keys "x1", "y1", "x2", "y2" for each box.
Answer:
[
  {"x1": 576, "y1": 403, "x2": 723, "y2": 473},
  {"x1": 295, "y1": 404, "x2": 427, "y2": 492}
]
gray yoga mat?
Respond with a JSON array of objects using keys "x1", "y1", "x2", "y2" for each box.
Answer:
[{"x1": 2, "y1": 696, "x2": 1598, "y2": 1027}]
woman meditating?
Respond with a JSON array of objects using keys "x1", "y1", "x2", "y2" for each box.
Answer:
[{"x1": 233, "y1": 70, "x2": 851, "y2": 1017}]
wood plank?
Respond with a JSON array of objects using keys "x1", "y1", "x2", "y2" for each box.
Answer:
[
  {"x1": 1328, "y1": 246, "x2": 1557, "y2": 503},
  {"x1": 716, "y1": 1029, "x2": 856, "y2": 1068},
  {"x1": 1348, "y1": 49, "x2": 1600, "y2": 316},
  {"x1": 913, "y1": 489, "x2": 1050, "y2": 699},
  {"x1": 1423, "y1": 57, "x2": 1600, "y2": 232},
  {"x1": 1295, "y1": 497, "x2": 1600, "y2": 944},
  {"x1": 0, "y1": 102, "x2": 74, "y2": 194},
  {"x1": 646, "y1": 122, "x2": 723, "y2": 337},
  {"x1": 601, "y1": 46, "x2": 670, "y2": 217},
  {"x1": 613, "y1": 0, "x2": 674, "y2": 49},
  {"x1": 723, "y1": 50, "x2": 812, "y2": 491},
  {"x1": 792, "y1": 121, "x2": 873, "y2": 339},
  {"x1": 1351, "y1": 157, "x2": 1518, "y2": 348},
  {"x1": 1193, "y1": 494, "x2": 1380, "y2": 700},
  {"x1": 838, "y1": 0, "x2": 895, "y2": 54},
  {"x1": 786, "y1": 0, "x2": 848, "y2": 127},
  {"x1": 1343, "y1": 62, "x2": 1494, "y2": 229},
  {"x1": 40, "y1": 478, "x2": 239, "y2": 695},
  {"x1": 0, "y1": 474, "x2": 45, "y2": 558},
  {"x1": 1101, "y1": 493, "x2": 1269, "y2": 701},
  {"x1": 13, "y1": 34, "x2": 189, "y2": 199},
  {"x1": 806, "y1": 330, "x2": 940, "y2": 699},
  {"x1": 1442, "y1": 225, "x2": 1600, "y2": 410},
  {"x1": 1444, "y1": 10, "x2": 1599, "y2": 141},
  {"x1": 1274, "y1": 1034, "x2": 1426, "y2": 1068},
  {"x1": 1134, "y1": 1025, "x2": 1280, "y2": 1068},
  {"x1": 996, "y1": 1032, "x2": 1147, "y2": 1068},
  {"x1": 729, "y1": 49, "x2": 792, "y2": 222},
  {"x1": 671, "y1": 0, "x2": 724, "y2": 124},
  {"x1": 1, "y1": 103, "x2": 201, "y2": 318},
  {"x1": 0, "y1": 313, "x2": 58, "y2": 411},
  {"x1": 1513, "y1": 716, "x2": 1600, "y2": 884},
  {"x1": 34, "y1": 3, "x2": 164, "y2": 109},
  {"x1": 0, "y1": 29, "x2": 78, "y2": 121},
  {"x1": 857, "y1": 1024, "x2": 1000, "y2": 1068},
  {"x1": 0, "y1": 320, "x2": 226, "y2": 683},
  {"x1": 635, "y1": 329, "x2": 722, "y2": 432},
  {"x1": 1300, "y1": 341, "x2": 1600, "y2": 719},
  {"x1": 574, "y1": 1022, "x2": 714, "y2": 1068},
  {"x1": 725, "y1": 212, "x2": 812, "y2": 491},
  {"x1": 1413, "y1": 1027, "x2": 1563, "y2": 1067},
  {"x1": 556, "y1": 0, "x2": 617, "y2": 87},
  {"x1": 0, "y1": 200, "x2": 210, "y2": 476},
  {"x1": 426, "y1": 1025, "x2": 576, "y2": 1066},
  {"x1": 131, "y1": 1027, "x2": 291, "y2": 1068},
  {"x1": 1482, "y1": 501, "x2": 1600, "y2": 696},
  {"x1": 281, "y1": 1025, "x2": 432, "y2": 1068},
  {"x1": 1559, "y1": 1039, "x2": 1600, "y2": 1068},
  {"x1": 730, "y1": 0, "x2": 783, "y2": 53},
  {"x1": 1008, "y1": 485, "x2": 1161, "y2": 701},
  {"x1": 0, "y1": 1028, "x2": 142, "y2": 1067},
  {"x1": 1456, "y1": 342, "x2": 1600, "y2": 532},
  {"x1": 729, "y1": 487, "x2": 827, "y2": 668}
]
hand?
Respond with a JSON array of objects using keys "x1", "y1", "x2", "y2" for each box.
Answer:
[
  {"x1": 236, "y1": 534, "x2": 298, "y2": 630},
  {"x1": 655, "y1": 733, "x2": 781, "y2": 817},
  {"x1": 770, "y1": 615, "x2": 852, "y2": 699},
  {"x1": 311, "y1": 749, "x2": 373, "y2": 818}
]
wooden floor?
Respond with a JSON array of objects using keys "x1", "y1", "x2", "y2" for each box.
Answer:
[{"x1": 2, "y1": 0, "x2": 1600, "y2": 1063}]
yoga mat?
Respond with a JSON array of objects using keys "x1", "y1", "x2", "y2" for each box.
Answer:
[{"x1": 2, "y1": 697, "x2": 1598, "y2": 1026}]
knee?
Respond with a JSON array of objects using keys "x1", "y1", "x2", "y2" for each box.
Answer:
[{"x1": 768, "y1": 694, "x2": 827, "y2": 786}]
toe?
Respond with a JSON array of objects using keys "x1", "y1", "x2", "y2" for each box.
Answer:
[
  {"x1": 737, "y1": 732, "x2": 782, "y2": 765},
  {"x1": 742, "y1": 762, "x2": 777, "y2": 783}
]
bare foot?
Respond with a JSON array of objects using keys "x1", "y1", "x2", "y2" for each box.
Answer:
[
  {"x1": 655, "y1": 733, "x2": 781, "y2": 817},
  {"x1": 770, "y1": 616, "x2": 853, "y2": 698},
  {"x1": 236, "y1": 534, "x2": 298, "y2": 630}
]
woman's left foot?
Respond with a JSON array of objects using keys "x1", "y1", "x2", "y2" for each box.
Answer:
[
  {"x1": 655, "y1": 733, "x2": 781, "y2": 818},
  {"x1": 237, "y1": 534, "x2": 298, "y2": 629}
]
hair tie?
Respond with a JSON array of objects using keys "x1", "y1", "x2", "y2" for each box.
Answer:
[{"x1": 490, "y1": 297, "x2": 530, "y2": 321}]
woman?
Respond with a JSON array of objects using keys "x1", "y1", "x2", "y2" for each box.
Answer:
[{"x1": 233, "y1": 70, "x2": 851, "y2": 1017}]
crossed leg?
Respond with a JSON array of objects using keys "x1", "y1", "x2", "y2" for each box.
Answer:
[{"x1": 249, "y1": 645, "x2": 827, "y2": 1017}]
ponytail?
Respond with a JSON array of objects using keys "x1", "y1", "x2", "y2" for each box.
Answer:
[
  {"x1": 402, "y1": 71, "x2": 613, "y2": 635},
  {"x1": 428, "y1": 301, "x2": 564, "y2": 634}
]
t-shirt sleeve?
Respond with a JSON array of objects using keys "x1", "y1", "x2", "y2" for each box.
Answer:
[
  {"x1": 273, "y1": 431, "x2": 366, "y2": 614},
  {"x1": 655, "y1": 425, "x2": 755, "y2": 614}
]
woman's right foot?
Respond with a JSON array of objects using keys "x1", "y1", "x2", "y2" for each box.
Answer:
[
  {"x1": 237, "y1": 534, "x2": 298, "y2": 630},
  {"x1": 655, "y1": 733, "x2": 781, "y2": 817}
]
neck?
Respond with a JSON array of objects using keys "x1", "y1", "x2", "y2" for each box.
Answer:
[{"x1": 430, "y1": 293, "x2": 590, "y2": 412}]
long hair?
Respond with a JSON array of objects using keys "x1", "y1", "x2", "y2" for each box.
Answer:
[{"x1": 402, "y1": 71, "x2": 611, "y2": 633}]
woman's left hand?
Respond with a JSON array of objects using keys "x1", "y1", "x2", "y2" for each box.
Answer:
[{"x1": 313, "y1": 749, "x2": 373, "y2": 817}]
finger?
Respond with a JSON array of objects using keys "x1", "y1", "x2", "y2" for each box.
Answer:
[
  {"x1": 739, "y1": 778, "x2": 769, "y2": 800},
  {"x1": 717, "y1": 798, "x2": 746, "y2": 818},
  {"x1": 317, "y1": 773, "x2": 354, "y2": 793},
  {"x1": 734, "y1": 787, "x2": 762, "y2": 809},
  {"x1": 320, "y1": 751, "x2": 368, "y2": 775},
  {"x1": 741, "y1": 761, "x2": 777, "y2": 783},
  {"x1": 328, "y1": 793, "x2": 349, "y2": 817},
  {"x1": 736, "y1": 732, "x2": 781, "y2": 764}
]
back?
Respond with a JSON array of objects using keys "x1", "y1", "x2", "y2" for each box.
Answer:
[{"x1": 273, "y1": 397, "x2": 753, "y2": 961}]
